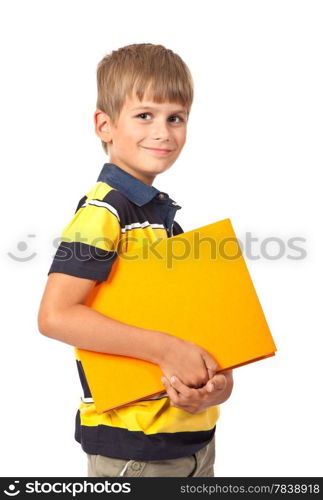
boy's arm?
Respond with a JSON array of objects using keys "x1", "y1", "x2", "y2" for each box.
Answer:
[
  {"x1": 38, "y1": 272, "x2": 218, "y2": 388},
  {"x1": 38, "y1": 272, "x2": 170, "y2": 364}
]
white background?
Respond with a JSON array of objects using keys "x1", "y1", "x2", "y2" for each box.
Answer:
[{"x1": 1, "y1": 0, "x2": 322, "y2": 477}]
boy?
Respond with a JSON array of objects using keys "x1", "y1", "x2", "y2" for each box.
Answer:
[{"x1": 38, "y1": 43, "x2": 233, "y2": 477}]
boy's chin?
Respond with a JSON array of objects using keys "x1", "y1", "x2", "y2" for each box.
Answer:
[
  {"x1": 149, "y1": 158, "x2": 175, "y2": 170},
  {"x1": 144, "y1": 163, "x2": 172, "y2": 175}
]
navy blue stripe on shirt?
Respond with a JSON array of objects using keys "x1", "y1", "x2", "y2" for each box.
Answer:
[
  {"x1": 48, "y1": 241, "x2": 118, "y2": 281},
  {"x1": 74, "y1": 410, "x2": 216, "y2": 461}
]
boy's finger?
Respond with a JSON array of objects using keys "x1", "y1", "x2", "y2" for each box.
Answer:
[
  {"x1": 204, "y1": 352, "x2": 218, "y2": 372},
  {"x1": 208, "y1": 373, "x2": 227, "y2": 390},
  {"x1": 161, "y1": 377, "x2": 181, "y2": 403},
  {"x1": 206, "y1": 380, "x2": 214, "y2": 393},
  {"x1": 170, "y1": 376, "x2": 193, "y2": 398}
]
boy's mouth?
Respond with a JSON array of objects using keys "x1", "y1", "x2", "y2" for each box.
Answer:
[{"x1": 142, "y1": 146, "x2": 173, "y2": 155}]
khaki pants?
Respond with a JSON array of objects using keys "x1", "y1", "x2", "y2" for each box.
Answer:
[{"x1": 87, "y1": 436, "x2": 215, "y2": 478}]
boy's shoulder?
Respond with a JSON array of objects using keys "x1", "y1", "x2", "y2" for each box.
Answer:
[{"x1": 75, "y1": 180, "x2": 132, "y2": 217}]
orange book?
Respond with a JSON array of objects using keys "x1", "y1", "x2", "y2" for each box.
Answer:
[{"x1": 76, "y1": 218, "x2": 277, "y2": 412}]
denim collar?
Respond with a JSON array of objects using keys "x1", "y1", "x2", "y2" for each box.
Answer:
[{"x1": 97, "y1": 162, "x2": 180, "y2": 208}]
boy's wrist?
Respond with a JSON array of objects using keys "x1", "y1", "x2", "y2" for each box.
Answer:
[{"x1": 150, "y1": 331, "x2": 178, "y2": 366}]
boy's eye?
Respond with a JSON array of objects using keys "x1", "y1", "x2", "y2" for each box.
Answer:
[
  {"x1": 137, "y1": 112, "x2": 152, "y2": 120},
  {"x1": 169, "y1": 115, "x2": 184, "y2": 123},
  {"x1": 136, "y1": 113, "x2": 184, "y2": 123}
]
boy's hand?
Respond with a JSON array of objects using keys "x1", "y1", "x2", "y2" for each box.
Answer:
[
  {"x1": 158, "y1": 337, "x2": 218, "y2": 389},
  {"x1": 161, "y1": 370, "x2": 233, "y2": 414}
]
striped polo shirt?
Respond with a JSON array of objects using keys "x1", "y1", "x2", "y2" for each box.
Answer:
[{"x1": 48, "y1": 162, "x2": 220, "y2": 461}]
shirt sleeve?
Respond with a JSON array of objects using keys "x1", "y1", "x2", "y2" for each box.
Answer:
[
  {"x1": 48, "y1": 192, "x2": 121, "y2": 282},
  {"x1": 172, "y1": 220, "x2": 184, "y2": 236}
]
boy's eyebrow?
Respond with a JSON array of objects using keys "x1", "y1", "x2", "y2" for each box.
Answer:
[{"x1": 131, "y1": 105, "x2": 187, "y2": 114}]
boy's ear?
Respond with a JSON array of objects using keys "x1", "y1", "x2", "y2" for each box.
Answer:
[{"x1": 94, "y1": 109, "x2": 113, "y2": 143}]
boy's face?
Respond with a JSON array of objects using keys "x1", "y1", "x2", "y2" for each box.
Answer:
[{"x1": 95, "y1": 91, "x2": 188, "y2": 185}]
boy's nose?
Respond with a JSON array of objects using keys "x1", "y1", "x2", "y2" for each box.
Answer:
[{"x1": 151, "y1": 122, "x2": 171, "y2": 141}]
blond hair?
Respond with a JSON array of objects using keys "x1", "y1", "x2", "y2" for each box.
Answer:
[{"x1": 96, "y1": 43, "x2": 194, "y2": 154}]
